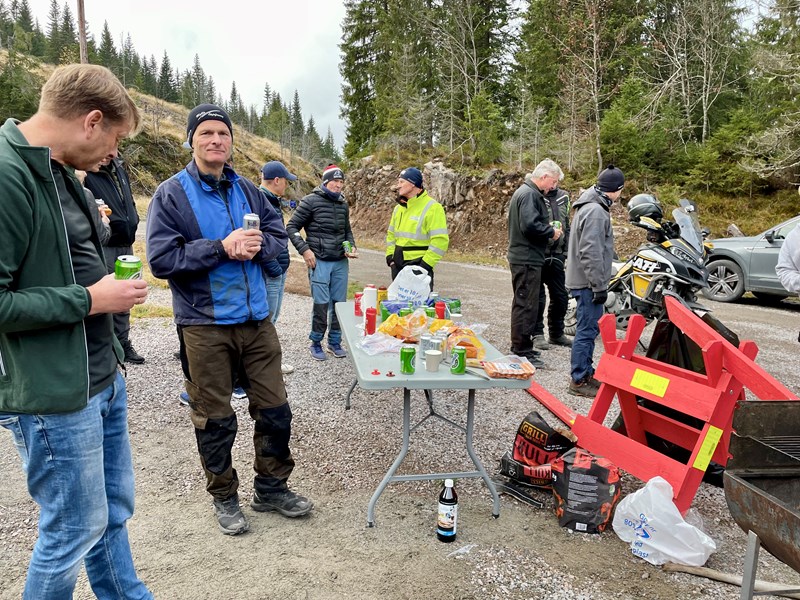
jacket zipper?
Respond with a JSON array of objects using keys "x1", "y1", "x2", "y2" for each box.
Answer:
[
  {"x1": 222, "y1": 191, "x2": 254, "y2": 319},
  {"x1": 0, "y1": 346, "x2": 6, "y2": 377}
]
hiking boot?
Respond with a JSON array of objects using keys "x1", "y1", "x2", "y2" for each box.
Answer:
[
  {"x1": 327, "y1": 342, "x2": 347, "y2": 358},
  {"x1": 212, "y1": 495, "x2": 249, "y2": 535},
  {"x1": 122, "y1": 342, "x2": 145, "y2": 364},
  {"x1": 549, "y1": 335, "x2": 573, "y2": 347},
  {"x1": 281, "y1": 363, "x2": 295, "y2": 374},
  {"x1": 250, "y1": 489, "x2": 314, "y2": 518},
  {"x1": 533, "y1": 335, "x2": 550, "y2": 350},
  {"x1": 179, "y1": 392, "x2": 190, "y2": 407},
  {"x1": 232, "y1": 387, "x2": 247, "y2": 400},
  {"x1": 568, "y1": 377, "x2": 601, "y2": 398},
  {"x1": 309, "y1": 342, "x2": 327, "y2": 361}
]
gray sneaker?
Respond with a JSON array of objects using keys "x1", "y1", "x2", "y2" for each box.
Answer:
[
  {"x1": 251, "y1": 489, "x2": 314, "y2": 518},
  {"x1": 212, "y1": 495, "x2": 249, "y2": 535},
  {"x1": 532, "y1": 335, "x2": 550, "y2": 350}
]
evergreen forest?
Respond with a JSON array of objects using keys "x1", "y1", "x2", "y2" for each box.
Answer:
[{"x1": 340, "y1": 0, "x2": 800, "y2": 196}]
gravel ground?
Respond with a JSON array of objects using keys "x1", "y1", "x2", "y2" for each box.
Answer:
[{"x1": 2, "y1": 277, "x2": 800, "y2": 599}]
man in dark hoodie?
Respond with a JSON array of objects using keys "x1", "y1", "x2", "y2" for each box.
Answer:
[
  {"x1": 84, "y1": 155, "x2": 144, "y2": 364},
  {"x1": 286, "y1": 164, "x2": 357, "y2": 361},
  {"x1": 260, "y1": 160, "x2": 296, "y2": 375},
  {"x1": 565, "y1": 165, "x2": 625, "y2": 397},
  {"x1": 507, "y1": 159, "x2": 564, "y2": 369}
]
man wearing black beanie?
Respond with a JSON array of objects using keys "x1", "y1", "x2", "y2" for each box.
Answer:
[
  {"x1": 147, "y1": 104, "x2": 314, "y2": 536},
  {"x1": 565, "y1": 165, "x2": 624, "y2": 397}
]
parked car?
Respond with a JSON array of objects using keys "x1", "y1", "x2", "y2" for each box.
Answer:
[{"x1": 702, "y1": 214, "x2": 800, "y2": 302}]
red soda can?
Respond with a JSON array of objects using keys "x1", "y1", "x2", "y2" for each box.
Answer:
[
  {"x1": 435, "y1": 301, "x2": 446, "y2": 319},
  {"x1": 354, "y1": 292, "x2": 363, "y2": 316},
  {"x1": 365, "y1": 307, "x2": 377, "y2": 335}
]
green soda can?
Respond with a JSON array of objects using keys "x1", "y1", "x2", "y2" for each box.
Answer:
[
  {"x1": 551, "y1": 220, "x2": 562, "y2": 230},
  {"x1": 448, "y1": 298, "x2": 461, "y2": 314},
  {"x1": 380, "y1": 301, "x2": 390, "y2": 322},
  {"x1": 425, "y1": 306, "x2": 436, "y2": 318},
  {"x1": 342, "y1": 240, "x2": 352, "y2": 253},
  {"x1": 399, "y1": 308, "x2": 412, "y2": 317},
  {"x1": 450, "y1": 347, "x2": 467, "y2": 375},
  {"x1": 115, "y1": 255, "x2": 143, "y2": 280},
  {"x1": 400, "y1": 345, "x2": 416, "y2": 374}
]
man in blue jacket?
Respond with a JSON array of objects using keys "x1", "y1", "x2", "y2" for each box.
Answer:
[
  {"x1": 146, "y1": 105, "x2": 313, "y2": 536},
  {"x1": 0, "y1": 64, "x2": 152, "y2": 599},
  {"x1": 260, "y1": 160, "x2": 296, "y2": 374}
]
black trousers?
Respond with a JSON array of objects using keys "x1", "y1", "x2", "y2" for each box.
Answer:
[
  {"x1": 509, "y1": 263, "x2": 543, "y2": 357},
  {"x1": 533, "y1": 255, "x2": 569, "y2": 339}
]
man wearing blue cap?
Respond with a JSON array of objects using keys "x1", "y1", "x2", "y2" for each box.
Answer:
[
  {"x1": 386, "y1": 167, "x2": 449, "y2": 287},
  {"x1": 260, "y1": 161, "x2": 297, "y2": 374}
]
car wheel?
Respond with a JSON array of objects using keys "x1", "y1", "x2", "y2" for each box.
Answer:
[
  {"x1": 751, "y1": 291, "x2": 788, "y2": 305},
  {"x1": 702, "y1": 259, "x2": 745, "y2": 302}
]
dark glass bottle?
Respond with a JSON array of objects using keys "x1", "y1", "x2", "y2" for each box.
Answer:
[{"x1": 437, "y1": 479, "x2": 458, "y2": 542}]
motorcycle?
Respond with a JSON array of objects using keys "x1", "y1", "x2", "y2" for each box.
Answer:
[{"x1": 564, "y1": 198, "x2": 710, "y2": 336}]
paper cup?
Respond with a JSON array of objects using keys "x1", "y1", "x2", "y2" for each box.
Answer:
[{"x1": 425, "y1": 350, "x2": 443, "y2": 372}]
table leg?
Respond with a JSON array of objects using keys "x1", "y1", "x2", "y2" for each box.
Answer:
[
  {"x1": 367, "y1": 388, "x2": 412, "y2": 527},
  {"x1": 740, "y1": 530, "x2": 760, "y2": 600},
  {"x1": 464, "y1": 389, "x2": 501, "y2": 518},
  {"x1": 344, "y1": 378, "x2": 358, "y2": 410}
]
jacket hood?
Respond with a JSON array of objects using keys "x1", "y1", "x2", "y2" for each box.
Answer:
[{"x1": 573, "y1": 186, "x2": 611, "y2": 211}]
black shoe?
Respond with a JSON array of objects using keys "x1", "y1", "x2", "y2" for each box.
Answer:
[
  {"x1": 549, "y1": 335, "x2": 573, "y2": 347},
  {"x1": 251, "y1": 489, "x2": 314, "y2": 518},
  {"x1": 122, "y1": 342, "x2": 145, "y2": 364}
]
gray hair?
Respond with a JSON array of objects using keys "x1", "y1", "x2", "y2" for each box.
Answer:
[{"x1": 530, "y1": 159, "x2": 563, "y2": 181}]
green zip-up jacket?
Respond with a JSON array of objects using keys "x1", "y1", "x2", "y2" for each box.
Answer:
[{"x1": 0, "y1": 118, "x2": 110, "y2": 414}]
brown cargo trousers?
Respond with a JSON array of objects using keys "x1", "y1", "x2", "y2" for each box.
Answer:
[{"x1": 181, "y1": 319, "x2": 295, "y2": 500}]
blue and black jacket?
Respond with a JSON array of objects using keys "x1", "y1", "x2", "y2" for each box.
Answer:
[{"x1": 146, "y1": 161, "x2": 288, "y2": 325}]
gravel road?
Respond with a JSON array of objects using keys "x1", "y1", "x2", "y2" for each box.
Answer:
[{"x1": 1, "y1": 249, "x2": 800, "y2": 599}]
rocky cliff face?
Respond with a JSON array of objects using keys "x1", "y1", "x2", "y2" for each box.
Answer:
[{"x1": 344, "y1": 160, "x2": 643, "y2": 260}]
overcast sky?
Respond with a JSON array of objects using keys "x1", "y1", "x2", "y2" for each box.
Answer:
[{"x1": 27, "y1": 0, "x2": 348, "y2": 148}]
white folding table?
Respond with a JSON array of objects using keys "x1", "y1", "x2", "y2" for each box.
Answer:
[{"x1": 335, "y1": 301, "x2": 531, "y2": 526}]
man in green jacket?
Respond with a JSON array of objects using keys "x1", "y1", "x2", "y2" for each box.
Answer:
[
  {"x1": 386, "y1": 167, "x2": 449, "y2": 288},
  {"x1": 0, "y1": 64, "x2": 152, "y2": 599}
]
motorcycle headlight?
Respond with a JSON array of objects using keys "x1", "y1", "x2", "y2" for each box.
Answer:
[{"x1": 669, "y1": 246, "x2": 702, "y2": 266}]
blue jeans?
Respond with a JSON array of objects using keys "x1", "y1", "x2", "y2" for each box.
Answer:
[
  {"x1": 570, "y1": 288, "x2": 605, "y2": 383},
  {"x1": 266, "y1": 271, "x2": 287, "y2": 324},
  {"x1": 308, "y1": 258, "x2": 349, "y2": 345},
  {"x1": 0, "y1": 371, "x2": 152, "y2": 600}
]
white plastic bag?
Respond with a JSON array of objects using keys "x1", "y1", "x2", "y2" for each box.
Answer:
[
  {"x1": 612, "y1": 476, "x2": 716, "y2": 566},
  {"x1": 387, "y1": 266, "x2": 431, "y2": 305}
]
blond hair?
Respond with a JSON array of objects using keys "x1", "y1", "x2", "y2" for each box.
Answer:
[{"x1": 39, "y1": 64, "x2": 141, "y2": 133}]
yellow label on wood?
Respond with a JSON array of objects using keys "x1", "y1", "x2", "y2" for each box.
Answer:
[
  {"x1": 630, "y1": 368, "x2": 670, "y2": 397},
  {"x1": 692, "y1": 426, "x2": 724, "y2": 472}
]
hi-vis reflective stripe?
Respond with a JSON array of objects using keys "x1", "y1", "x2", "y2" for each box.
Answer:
[
  {"x1": 429, "y1": 246, "x2": 446, "y2": 256},
  {"x1": 429, "y1": 228, "x2": 449, "y2": 235},
  {"x1": 415, "y1": 201, "x2": 435, "y2": 236}
]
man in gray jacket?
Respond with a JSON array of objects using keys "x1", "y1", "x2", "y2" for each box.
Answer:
[
  {"x1": 507, "y1": 159, "x2": 564, "y2": 368},
  {"x1": 565, "y1": 165, "x2": 624, "y2": 397}
]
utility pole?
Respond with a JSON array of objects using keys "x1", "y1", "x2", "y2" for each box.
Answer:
[{"x1": 77, "y1": 0, "x2": 88, "y2": 63}]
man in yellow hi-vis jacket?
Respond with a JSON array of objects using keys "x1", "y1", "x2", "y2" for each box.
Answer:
[{"x1": 386, "y1": 167, "x2": 449, "y2": 288}]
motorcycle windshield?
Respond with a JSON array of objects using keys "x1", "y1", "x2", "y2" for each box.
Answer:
[{"x1": 672, "y1": 208, "x2": 704, "y2": 254}]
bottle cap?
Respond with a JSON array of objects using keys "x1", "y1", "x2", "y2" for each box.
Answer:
[{"x1": 445, "y1": 478, "x2": 454, "y2": 487}]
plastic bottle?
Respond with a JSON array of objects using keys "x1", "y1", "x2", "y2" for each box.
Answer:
[
  {"x1": 437, "y1": 479, "x2": 458, "y2": 542},
  {"x1": 365, "y1": 307, "x2": 377, "y2": 335}
]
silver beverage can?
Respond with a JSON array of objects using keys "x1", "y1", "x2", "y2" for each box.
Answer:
[
  {"x1": 243, "y1": 213, "x2": 260, "y2": 231},
  {"x1": 420, "y1": 335, "x2": 432, "y2": 353}
]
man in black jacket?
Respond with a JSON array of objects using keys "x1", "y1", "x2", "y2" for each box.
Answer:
[
  {"x1": 507, "y1": 159, "x2": 564, "y2": 368},
  {"x1": 286, "y1": 164, "x2": 357, "y2": 361},
  {"x1": 85, "y1": 156, "x2": 144, "y2": 363}
]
